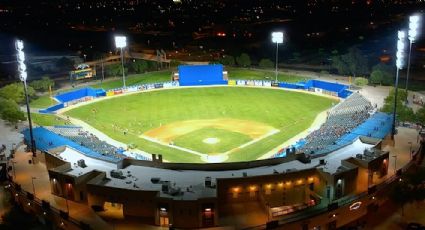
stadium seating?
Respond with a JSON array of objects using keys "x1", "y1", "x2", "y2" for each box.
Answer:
[
  {"x1": 297, "y1": 93, "x2": 375, "y2": 156},
  {"x1": 23, "y1": 126, "x2": 126, "y2": 163}
]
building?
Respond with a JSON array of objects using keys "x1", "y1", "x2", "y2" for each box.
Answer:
[{"x1": 43, "y1": 136, "x2": 390, "y2": 229}]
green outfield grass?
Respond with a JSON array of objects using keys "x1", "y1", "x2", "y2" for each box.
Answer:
[
  {"x1": 30, "y1": 95, "x2": 57, "y2": 108},
  {"x1": 30, "y1": 68, "x2": 308, "y2": 109},
  {"x1": 65, "y1": 87, "x2": 336, "y2": 163},
  {"x1": 173, "y1": 128, "x2": 252, "y2": 154},
  {"x1": 31, "y1": 113, "x2": 68, "y2": 126}
]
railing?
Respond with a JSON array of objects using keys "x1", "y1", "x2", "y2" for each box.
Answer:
[
  {"x1": 241, "y1": 146, "x2": 424, "y2": 230},
  {"x1": 5, "y1": 179, "x2": 91, "y2": 229}
]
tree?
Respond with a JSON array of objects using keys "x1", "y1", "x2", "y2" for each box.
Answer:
[
  {"x1": 29, "y1": 76, "x2": 55, "y2": 92},
  {"x1": 105, "y1": 64, "x2": 127, "y2": 77},
  {"x1": 381, "y1": 88, "x2": 415, "y2": 122},
  {"x1": 291, "y1": 52, "x2": 301, "y2": 62},
  {"x1": 370, "y1": 70, "x2": 384, "y2": 85},
  {"x1": 128, "y1": 60, "x2": 149, "y2": 74},
  {"x1": 0, "y1": 83, "x2": 35, "y2": 104},
  {"x1": 218, "y1": 55, "x2": 235, "y2": 66},
  {"x1": 372, "y1": 63, "x2": 394, "y2": 86},
  {"x1": 331, "y1": 55, "x2": 349, "y2": 75},
  {"x1": 332, "y1": 47, "x2": 369, "y2": 77},
  {"x1": 259, "y1": 59, "x2": 274, "y2": 69},
  {"x1": 236, "y1": 53, "x2": 251, "y2": 67},
  {"x1": 390, "y1": 167, "x2": 425, "y2": 216},
  {"x1": 354, "y1": 77, "x2": 369, "y2": 86},
  {"x1": 170, "y1": 59, "x2": 181, "y2": 68},
  {"x1": 55, "y1": 57, "x2": 75, "y2": 71},
  {"x1": 390, "y1": 180, "x2": 410, "y2": 216},
  {"x1": 0, "y1": 97, "x2": 25, "y2": 124},
  {"x1": 416, "y1": 106, "x2": 425, "y2": 124}
]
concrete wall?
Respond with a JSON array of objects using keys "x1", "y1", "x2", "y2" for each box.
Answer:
[
  {"x1": 216, "y1": 168, "x2": 324, "y2": 206},
  {"x1": 121, "y1": 153, "x2": 297, "y2": 171}
]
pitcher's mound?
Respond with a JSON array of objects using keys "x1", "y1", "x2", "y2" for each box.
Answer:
[{"x1": 203, "y1": 137, "x2": 220, "y2": 144}]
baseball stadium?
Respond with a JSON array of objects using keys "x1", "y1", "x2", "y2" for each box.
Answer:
[{"x1": 3, "y1": 64, "x2": 424, "y2": 229}]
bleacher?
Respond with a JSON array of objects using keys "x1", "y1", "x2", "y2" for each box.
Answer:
[
  {"x1": 298, "y1": 93, "x2": 374, "y2": 156},
  {"x1": 23, "y1": 127, "x2": 125, "y2": 163}
]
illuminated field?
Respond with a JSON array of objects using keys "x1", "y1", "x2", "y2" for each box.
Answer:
[{"x1": 65, "y1": 87, "x2": 336, "y2": 163}]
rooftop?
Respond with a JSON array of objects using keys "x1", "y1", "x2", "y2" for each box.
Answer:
[{"x1": 54, "y1": 138, "x2": 374, "y2": 200}]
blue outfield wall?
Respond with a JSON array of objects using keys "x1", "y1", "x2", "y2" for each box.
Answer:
[
  {"x1": 278, "y1": 80, "x2": 352, "y2": 98},
  {"x1": 39, "y1": 87, "x2": 106, "y2": 114},
  {"x1": 39, "y1": 103, "x2": 65, "y2": 114},
  {"x1": 178, "y1": 64, "x2": 227, "y2": 86},
  {"x1": 55, "y1": 87, "x2": 106, "y2": 103},
  {"x1": 22, "y1": 127, "x2": 122, "y2": 163}
]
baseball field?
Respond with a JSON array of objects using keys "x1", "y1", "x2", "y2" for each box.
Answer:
[{"x1": 65, "y1": 86, "x2": 336, "y2": 163}]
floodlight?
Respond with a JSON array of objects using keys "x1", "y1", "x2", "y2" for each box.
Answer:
[
  {"x1": 398, "y1": 30, "x2": 406, "y2": 39},
  {"x1": 271, "y1": 31, "x2": 284, "y2": 82},
  {"x1": 15, "y1": 40, "x2": 24, "y2": 50},
  {"x1": 14, "y1": 39, "x2": 36, "y2": 156},
  {"x1": 397, "y1": 40, "x2": 405, "y2": 51},
  {"x1": 19, "y1": 62, "x2": 27, "y2": 73},
  {"x1": 17, "y1": 50, "x2": 25, "y2": 62},
  {"x1": 396, "y1": 30, "x2": 406, "y2": 69},
  {"x1": 406, "y1": 14, "x2": 421, "y2": 95},
  {"x1": 114, "y1": 35, "x2": 127, "y2": 88},
  {"x1": 271, "y1": 32, "x2": 283, "y2": 43},
  {"x1": 114, "y1": 35, "x2": 127, "y2": 48},
  {"x1": 392, "y1": 29, "x2": 408, "y2": 137},
  {"x1": 20, "y1": 72, "x2": 27, "y2": 81},
  {"x1": 408, "y1": 15, "x2": 420, "y2": 42}
]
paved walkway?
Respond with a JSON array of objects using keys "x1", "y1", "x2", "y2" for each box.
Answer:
[
  {"x1": 0, "y1": 119, "x2": 25, "y2": 153},
  {"x1": 8, "y1": 147, "x2": 167, "y2": 230},
  {"x1": 0, "y1": 183, "x2": 12, "y2": 223}
]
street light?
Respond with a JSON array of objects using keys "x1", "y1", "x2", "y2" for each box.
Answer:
[
  {"x1": 392, "y1": 30, "x2": 406, "y2": 138},
  {"x1": 114, "y1": 35, "x2": 127, "y2": 89},
  {"x1": 405, "y1": 14, "x2": 421, "y2": 99},
  {"x1": 271, "y1": 32, "x2": 284, "y2": 83},
  {"x1": 10, "y1": 160, "x2": 17, "y2": 179},
  {"x1": 31, "y1": 176, "x2": 36, "y2": 196},
  {"x1": 15, "y1": 40, "x2": 36, "y2": 157},
  {"x1": 392, "y1": 155, "x2": 397, "y2": 175}
]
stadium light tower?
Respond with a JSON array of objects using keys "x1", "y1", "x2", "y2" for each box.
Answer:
[
  {"x1": 15, "y1": 39, "x2": 36, "y2": 157},
  {"x1": 271, "y1": 32, "x2": 284, "y2": 83},
  {"x1": 405, "y1": 14, "x2": 421, "y2": 99},
  {"x1": 114, "y1": 35, "x2": 127, "y2": 89},
  {"x1": 392, "y1": 30, "x2": 406, "y2": 138}
]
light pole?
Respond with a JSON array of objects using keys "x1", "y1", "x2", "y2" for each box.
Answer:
[
  {"x1": 408, "y1": 141, "x2": 413, "y2": 159},
  {"x1": 15, "y1": 40, "x2": 36, "y2": 157},
  {"x1": 11, "y1": 160, "x2": 17, "y2": 178},
  {"x1": 271, "y1": 32, "x2": 283, "y2": 83},
  {"x1": 392, "y1": 31, "x2": 407, "y2": 139},
  {"x1": 405, "y1": 15, "x2": 421, "y2": 100},
  {"x1": 114, "y1": 35, "x2": 127, "y2": 89},
  {"x1": 65, "y1": 183, "x2": 71, "y2": 215},
  {"x1": 31, "y1": 176, "x2": 36, "y2": 196},
  {"x1": 392, "y1": 155, "x2": 397, "y2": 175}
]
